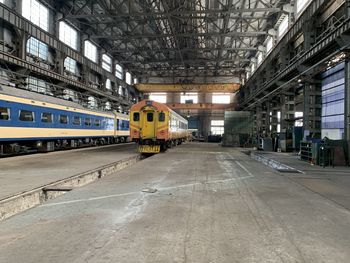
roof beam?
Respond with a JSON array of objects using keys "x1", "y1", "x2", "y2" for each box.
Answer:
[{"x1": 90, "y1": 31, "x2": 267, "y2": 40}]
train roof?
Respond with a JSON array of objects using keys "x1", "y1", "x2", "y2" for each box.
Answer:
[
  {"x1": 130, "y1": 100, "x2": 187, "y2": 123},
  {"x1": 0, "y1": 85, "x2": 128, "y2": 119}
]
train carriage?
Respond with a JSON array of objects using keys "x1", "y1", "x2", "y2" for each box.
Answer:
[
  {"x1": 130, "y1": 100, "x2": 188, "y2": 153},
  {"x1": 0, "y1": 85, "x2": 129, "y2": 156}
]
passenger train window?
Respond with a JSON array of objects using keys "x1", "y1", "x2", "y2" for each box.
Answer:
[
  {"x1": 147, "y1": 112, "x2": 153, "y2": 122},
  {"x1": 19, "y1": 110, "x2": 34, "y2": 122},
  {"x1": 85, "y1": 118, "x2": 91, "y2": 126},
  {"x1": 94, "y1": 119, "x2": 101, "y2": 126},
  {"x1": 73, "y1": 116, "x2": 81, "y2": 125},
  {"x1": 59, "y1": 115, "x2": 68, "y2": 124},
  {"x1": 41, "y1": 112, "x2": 53, "y2": 123},
  {"x1": 0, "y1": 107, "x2": 10, "y2": 120},
  {"x1": 133, "y1": 112, "x2": 139, "y2": 121},
  {"x1": 159, "y1": 112, "x2": 165, "y2": 122}
]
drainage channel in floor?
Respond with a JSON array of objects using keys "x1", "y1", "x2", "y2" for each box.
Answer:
[{"x1": 250, "y1": 152, "x2": 303, "y2": 174}]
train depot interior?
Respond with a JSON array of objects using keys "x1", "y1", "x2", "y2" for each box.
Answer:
[{"x1": 1, "y1": 0, "x2": 350, "y2": 262}]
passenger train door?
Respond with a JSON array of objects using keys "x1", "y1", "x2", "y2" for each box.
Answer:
[{"x1": 141, "y1": 110, "x2": 156, "y2": 139}]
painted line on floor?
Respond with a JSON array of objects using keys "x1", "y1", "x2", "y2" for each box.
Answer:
[
  {"x1": 41, "y1": 176, "x2": 253, "y2": 207},
  {"x1": 159, "y1": 176, "x2": 254, "y2": 191},
  {"x1": 235, "y1": 160, "x2": 254, "y2": 177},
  {"x1": 41, "y1": 191, "x2": 140, "y2": 207}
]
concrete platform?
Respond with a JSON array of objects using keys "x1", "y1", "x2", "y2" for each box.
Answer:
[
  {"x1": 1, "y1": 143, "x2": 350, "y2": 262},
  {"x1": 0, "y1": 143, "x2": 138, "y2": 200}
]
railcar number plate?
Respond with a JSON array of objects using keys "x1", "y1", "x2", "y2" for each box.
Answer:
[{"x1": 138, "y1": 145, "x2": 161, "y2": 153}]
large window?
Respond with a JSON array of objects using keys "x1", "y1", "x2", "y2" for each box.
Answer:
[
  {"x1": 296, "y1": 0, "x2": 311, "y2": 14},
  {"x1": 278, "y1": 15, "x2": 289, "y2": 39},
  {"x1": 257, "y1": 52, "x2": 263, "y2": 65},
  {"x1": 27, "y1": 76, "x2": 48, "y2": 93},
  {"x1": 22, "y1": 0, "x2": 49, "y2": 31},
  {"x1": 64, "y1": 57, "x2": 77, "y2": 74},
  {"x1": 149, "y1": 93, "x2": 167, "y2": 103},
  {"x1": 251, "y1": 62, "x2": 256, "y2": 73},
  {"x1": 84, "y1": 40, "x2": 97, "y2": 63},
  {"x1": 266, "y1": 36, "x2": 273, "y2": 53},
  {"x1": 102, "y1": 54, "x2": 112, "y2": 72},
  {"x1": 181, "y1": 93, "x2": 198, "y2": 104},
  {"x1": 115, "y1": 64, "x2": 123, "y2": 79},
  {"x1": 0, "y1": 107, "x2": 10, "y2": 120},
  {"x1": 211, "y1": 120, "x2": 224, "y2": 135},
  {"x1": 106, "y1": 79, "x2": 112, "y2": 90},
  {"x1": 126, "y1": 72, "x2": 132, "y2": 85},
  {"x1": 41, "y1": 112, "x2": 53, "y2": 123},
  {"x1": 19, "y1": 110, "x2": 34, "y2": 122},
  {"x1": 295, "y1": 112, "x2": 303, "y2": 127},
  {"x1": 73, "y1": 116, "x2": 81, "y2": 125},
  {"x1": 133, "y1": 112, "x2": 140, "y2": 121},
  {"x1": 212, "y1": 93, "x2": 230, "y2": 104},
  {"x1": 59, "y1": 21, "x2": 78, "y2": 50},
  {"x1": 59, "y1": 115, "x2": 68, "y2": 124},
  {"x1": 27, "y1": 37, "x2": 48, "y2": 60}
]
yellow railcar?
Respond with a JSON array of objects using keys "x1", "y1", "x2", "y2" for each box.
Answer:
[{"x1": 130, "y1": 100, "x2": 188, "y2": 153}]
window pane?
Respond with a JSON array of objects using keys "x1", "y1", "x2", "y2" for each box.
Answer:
[
  {"x1": 115, "y1": 64, "x2": 123, "y2": 79},
  {"x1": 22, "y1": 0, "x2": 49, "y2": 31},
  {"x1": 159, "y1": 112, "x2": 165, "y2": 122},
  {"x1": 84, "y1": 40, "x2": 97, "y2": 62},
  {"x1": 296, "y1": 0, "x2": 311, "y2": 14},
  {"x1": 27, "y1": 37, "x2": 48, "y2": 60},
  {"x1": 102, "y1": 54, "x2": 112, "y2": 72},
  {"x1": 181, "y1": 93, "x2": 198, "y2": 103},
  {"x1": 278, "y1": 15, "x2": 289, "y2": 39},
  {"x1": 210, "y1": 126, "x2": 224, "y2": 135},
  {"x1": 94, "y1": 119, "x2": 100, "y2": 126},
  {"x1": 106, "y1": 79, "x2": 112, "y2": 90},
  {"x1": 59, "y1": 21, "x2": 78, "y2": 50},
  {"x1": 64, "y1": 57, "x2": 77, "y2": 74},
  {"x1": 126, "y1": 72, "x2": 132, "y2": 85},
  {"x1": 257, "y1": 52, "x2": 263, "y2": 65},
  {"x1": 41, "y1": 112, "x2": 53, "y2": 123},
  {"x1": 59, "y1": 115, "x2": 68, "y2": 124},
  {"x1": 85, "y1": 118, "x2": 91, "y2": 126},
  {"x1": 147, "y1": 112, "x2": 153, "y2": 122},
  {"x1": 19, "y1": 110, "x2": 34, "y2": 122},
  {"x1": 149, "y1": 93, "x2": 167, "y2": 103},
  {"x1": 73, "y1": 116, "x2": 81, "y2": 125},
  {"x1": 211, "y1": 120, "x2": 224, "y2": 126},
  {"x1": 0, "y1": 107, "x2": 10, "y2": 120},
  {"x1": 133, "y1": 112, "x2": 140, "y2": 121},
  {"x1": 212, "y1": 93, "x2": 230, "y2": 104},
  {"x1": 266, "y1": 36, "x2": 273, "y2": 53}
]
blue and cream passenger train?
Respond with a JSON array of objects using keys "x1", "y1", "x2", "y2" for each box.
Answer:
[{"x1": 0, "y1": 85, "x2": 129, "y2": 156}]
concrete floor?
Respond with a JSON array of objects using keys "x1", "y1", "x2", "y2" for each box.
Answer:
[
  {"x1": 253, "y1": 151, "x2": 350, "y2": 210},
  {"x1": 0, "y1": 143, "x2": 350, "y2": 263},
  {"x1": 0, "y1": 143, "x2": 137, "y2": 200}
]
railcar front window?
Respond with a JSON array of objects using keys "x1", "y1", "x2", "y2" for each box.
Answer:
[
  {"x1": 159, "y1": 112, "x2": 165, "y2": 122},
  {"x1": 19, "y1": 110, "x2": 34, "y2": 122},
  {"x1": 41, "y1": 112, "x2": 53, "y2": 123},
  {"x1": 0, "y1": 107, "x2": 10, "y2": 120},
  {"x1": 147, "y1": 113, "x2": 153, "y2": 122},
  {"x1": 59, "y1": 115, "x2": 68, "y2": 124},
  {"x1": 73, "y1": 116, "x2": 81, "y2": 125},
  {"x1": 133, "y1": 112, "x2": 140, "y2": 121}
]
